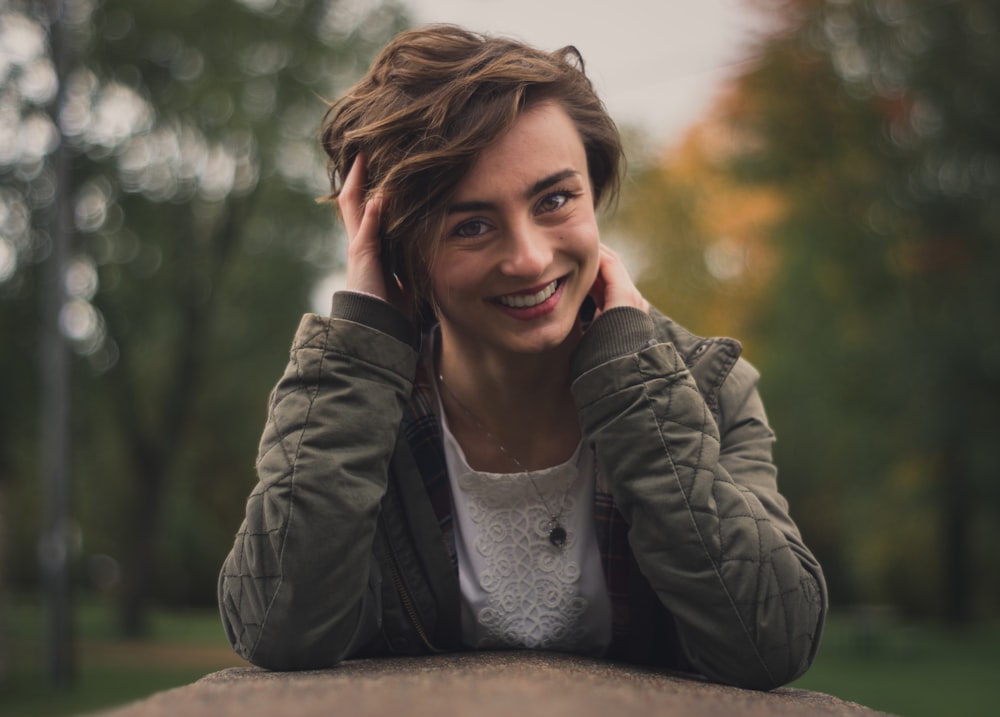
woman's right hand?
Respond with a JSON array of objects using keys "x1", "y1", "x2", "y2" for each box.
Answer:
[{"x1": 338, "y1": 153, "x2": 398, "y2": 305}]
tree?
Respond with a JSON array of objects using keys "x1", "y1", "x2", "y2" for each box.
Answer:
[
  {"x1": 724, "y1": 0, "x2": 1000, "y2": 620},
  {"x1": 611, "y1": 0, "x2": 1000, "y2": 620},
  {"x1": 608, "y1": 108, "x2": 783, "y2": 351},
  {"x1": 0, "y1": 0, "x2": 408, "y2": 635}
]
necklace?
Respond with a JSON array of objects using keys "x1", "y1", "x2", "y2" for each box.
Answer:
[{"x1": 436, "y1": 371, "x2": 575, "y2": 548}]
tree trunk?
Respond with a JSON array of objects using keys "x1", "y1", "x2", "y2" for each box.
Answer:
[
  {"x1": 39, "y1": 0, "x2": 76, "y2": 685},
  {"x1": 941, "y1": 443, "x2": 972, "y2": 624},
  {"x1": 108, "y1": 198, "x2": 248, "y2": 636},
  {"x1": 117, "y1": 457, "x2": 167, "y2": 637}
]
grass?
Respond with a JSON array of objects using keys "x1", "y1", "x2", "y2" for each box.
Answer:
[
  {"x1": 790, "y1": 610, "x2": 1000, "y2": 717},
  {"x1": 0, "y1": 594, "x2": 246, "y2": 717},
  {"x1": 2, "y1": 596, "x2": 997, "y2": 717}
]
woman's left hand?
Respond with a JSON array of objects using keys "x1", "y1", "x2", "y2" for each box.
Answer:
[{"x1": 588, "y1": 244, "x2": 650, "y2": 318}]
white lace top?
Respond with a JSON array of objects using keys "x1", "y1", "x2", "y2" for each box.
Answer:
[{"x1": 432, "y1": 376, "x2": 612, "y2": 656}]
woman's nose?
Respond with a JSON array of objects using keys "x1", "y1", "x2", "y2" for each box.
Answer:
[{"x1": 499, "y1": 222, "x2": 552, "y2": 277}]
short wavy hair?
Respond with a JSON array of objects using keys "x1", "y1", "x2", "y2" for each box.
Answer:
[{"x1": 320, "y1": 24, "x2": 623, "y2": 308}]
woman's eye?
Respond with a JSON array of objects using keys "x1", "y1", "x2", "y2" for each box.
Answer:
[
  {"x1": 537, "y1": 191, "x2": 572, "y2": 214},
  {"x1": 453, "y1": 219, "x2": 491, "y2": 238}
]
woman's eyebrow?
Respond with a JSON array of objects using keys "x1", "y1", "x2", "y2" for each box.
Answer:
[
  {"x1": 446, "y1": 169, "x2": 581, "y2": 215},
  {"x1": 526, "y1": 169, "x2": 579, "y2": 199}
]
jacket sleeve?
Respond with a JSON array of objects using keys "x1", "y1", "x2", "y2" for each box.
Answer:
[
  {"x1": 218, "y1": 293, "x2": 419, "y2": 669},
  {"x1": 570, "y1": 307, "x2": 827, "y2": 690}
]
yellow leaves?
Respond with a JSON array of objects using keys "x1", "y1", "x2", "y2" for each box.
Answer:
[{"x1": 612, "y1": 96, "x2": 786, "y2": 346}]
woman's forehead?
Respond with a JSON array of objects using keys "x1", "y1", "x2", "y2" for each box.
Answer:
[{"x1": 450, "y1": 101, "x2": 589, "y2": 205}]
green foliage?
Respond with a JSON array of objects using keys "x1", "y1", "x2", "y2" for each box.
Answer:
[
  {"x1": 729, "y1": 0, "x2": 1000, "y2": 619},
  {"x1": 611, "y1": 0, "x2": 1000, "y2": 620},
  {"x1": 612, "y1": 161, "x2": 713, "y2": 326},
  {"x1": 0, "y1": 0, "x2": 409, "y2": 628}
]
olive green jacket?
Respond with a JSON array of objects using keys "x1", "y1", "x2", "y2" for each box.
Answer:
[{"x1": 219, "y1": 292, "x2": 826, "y2": 689}]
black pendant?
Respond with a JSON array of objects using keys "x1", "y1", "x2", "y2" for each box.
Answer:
[{"x1": 548, "y1": 524, "x2": 567, "y2": 548}]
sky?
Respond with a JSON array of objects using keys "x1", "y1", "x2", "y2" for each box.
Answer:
[{"x1": 401, "y1": 0, "x2": 771, "y2": 147}]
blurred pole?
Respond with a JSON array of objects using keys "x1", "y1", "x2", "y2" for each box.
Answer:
[{"x1": 39, "y1": 0, "x2": 75, "y2": 688}]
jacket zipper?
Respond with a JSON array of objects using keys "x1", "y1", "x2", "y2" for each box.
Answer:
[{"x1": 385, "y1": 531, "x2": 443, "y2": 653}]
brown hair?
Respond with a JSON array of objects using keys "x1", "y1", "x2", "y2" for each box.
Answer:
[{"x1": 320, "y1": 24, "x2": 623, "y2": 308}]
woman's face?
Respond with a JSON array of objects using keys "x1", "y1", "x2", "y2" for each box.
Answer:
[{"x1": 429, "y1": 100, "x2": 601, "y2": 359}]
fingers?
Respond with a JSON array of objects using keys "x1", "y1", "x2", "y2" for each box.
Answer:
[
  {"x1": 340, "y1": 151, "x2": 387, "y2": 298},
  {"x1": 591, "y1": 244, "x2": 649, "y2": 314},
  {"x1": 338, "y1": 152, "x2": 368, "y2": 239},
  {"x1": 345, "y1": 191, "x2": 388, "y2": 299},
  {"x1": 356, "y1": 191, "x2": 383, "y2": 249},
  {"x1": 336, "y1": 153, "x2": 413, "y2": 318}
]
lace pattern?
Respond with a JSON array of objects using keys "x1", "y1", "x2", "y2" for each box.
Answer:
[
  {"x1": 425, "y1": 328, "x2": 609, "y2": 654},
  {"x1": 458, "y1": 465, "x2": 588, "y2": 650}
]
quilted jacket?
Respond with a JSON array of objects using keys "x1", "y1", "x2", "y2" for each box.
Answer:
[{"x1": 218, "y1": 291, "x2": 827, "y2": 690}]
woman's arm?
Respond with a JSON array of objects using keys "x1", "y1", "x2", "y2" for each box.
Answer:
[
  {"x1": 218, "y1": 293, "x2": 418, "y2": 669},
  {"x1": 570, "y1": 307, "x2": 826, "y2": 690}
]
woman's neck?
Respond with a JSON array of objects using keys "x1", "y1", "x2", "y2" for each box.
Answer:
[{"x1": 436, "y1": 328, "x2": 581, "y2": 472}]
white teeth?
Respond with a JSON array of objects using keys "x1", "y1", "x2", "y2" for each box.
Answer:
[{"x1": 498, "y1": 280, "x2": 558, "y2": 308}]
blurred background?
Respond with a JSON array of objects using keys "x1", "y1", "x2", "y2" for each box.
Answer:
[{"x1": 1, "y1": 1, "x2": 998, "y2": 715}]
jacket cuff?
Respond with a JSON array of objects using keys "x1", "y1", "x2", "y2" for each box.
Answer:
[
  {"x1": 570, "y1": 306, "x2": 657, "y2": 379},
  {"x1": 331, "y1": 291, "x2": 419, "y2": 348}
]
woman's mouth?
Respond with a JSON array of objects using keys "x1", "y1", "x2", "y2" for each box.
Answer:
[{"x1": 496, "y1": 279, "x2": 560, "y2": 309}]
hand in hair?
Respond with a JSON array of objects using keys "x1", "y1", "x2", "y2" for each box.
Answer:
[
  {"x1": 339, "y1": 153, "x2": 408, "y2": 314},
  {"x1": 587, "y1": 244, "x2": 649, "y2": 320}
]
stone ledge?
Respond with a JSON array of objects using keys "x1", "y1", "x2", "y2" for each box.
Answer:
[{"x1": 93, "y1": 651, "x2": 893, "y2": 717}]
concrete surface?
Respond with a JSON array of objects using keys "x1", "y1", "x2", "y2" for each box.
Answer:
[{"x1": 93, "y1": 651, "x2": 893, "y2": 717}]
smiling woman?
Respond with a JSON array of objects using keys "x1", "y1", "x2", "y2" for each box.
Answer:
[
  {"x1": 218, "y1": 24, "x2": 827, "y2": 691},
  {"x1": 431, "y1": 102, "x2": 601, "y2": 364}
]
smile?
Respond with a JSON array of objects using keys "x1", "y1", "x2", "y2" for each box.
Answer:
[{"x1": 496, "y1": 279, "x2": 559, "y2": 309}]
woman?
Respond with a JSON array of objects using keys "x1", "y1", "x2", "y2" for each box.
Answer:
[{"x1": 218, "y1": 24, "x2": 826, "y2": 690}]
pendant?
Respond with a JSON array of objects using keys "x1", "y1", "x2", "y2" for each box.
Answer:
[{"x1": 548, "y1": 523, "x2": 567, "y2": 548}]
